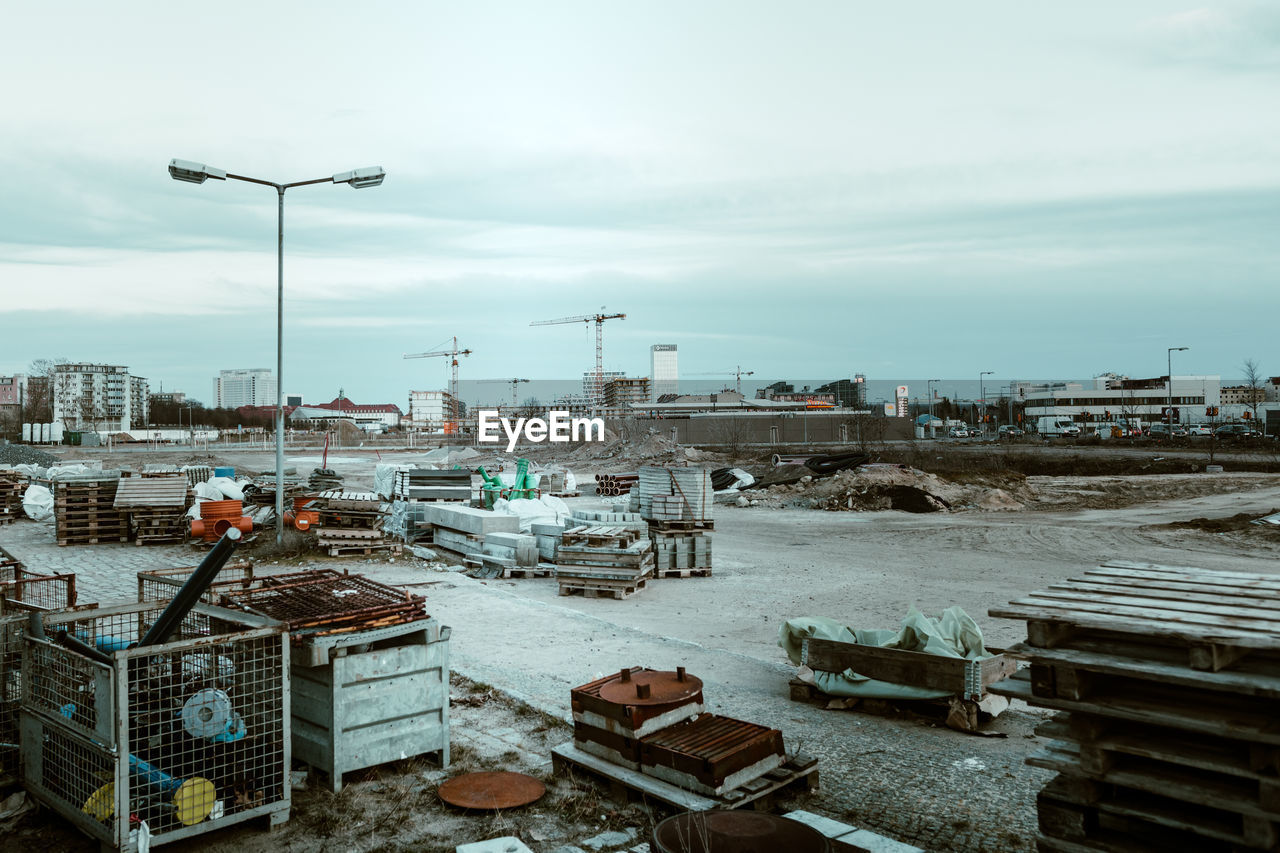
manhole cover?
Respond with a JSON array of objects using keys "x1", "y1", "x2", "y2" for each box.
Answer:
[
  {"x1": 438, "y1": 771, "x2": 546, "y2": 810},
  {"x1": 598, "y1": 667, "x2": 703, "y2": 706}
]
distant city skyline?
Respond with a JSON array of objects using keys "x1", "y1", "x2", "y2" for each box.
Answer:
[{"x1": 2, "y1": 3, "x2": 1277, "y2": 404}]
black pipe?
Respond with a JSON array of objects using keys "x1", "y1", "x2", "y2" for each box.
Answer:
[
  {"x1": 55, "y1": 630, "x2": 113, "y2": 665},
  {"x1": 136, "y1": 529, "x2": 241, "y2": 649}
]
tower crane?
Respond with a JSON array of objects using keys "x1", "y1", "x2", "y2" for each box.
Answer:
[
  {"x1": 478, "y1": 378, "x2": 530, "y2": 408},
  {"x1": 691, "y1": 366, "x2": 755, "y2": 394},
  {"x1": 530, "y1": 311, "x2": 625, "y2": 404},
  {"x1": 403, "y1": 336, "x2": 472, "y2": 424}
]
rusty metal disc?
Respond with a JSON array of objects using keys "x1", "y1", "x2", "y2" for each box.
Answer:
[
  {"x1": 598, "y1": 668, "x2": 703, "y2": 706},
  {"x1": 438, "y1": 771, "x2": 545, "y2": 810},
  {"x1": 651, "y1": 811, "x2": 831, "y2": 853}
]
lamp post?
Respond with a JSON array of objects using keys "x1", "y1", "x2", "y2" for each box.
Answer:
[
  {"x1": 927, "y1": 378, "x2": 940, "y2": 437},
  {"x1": 1167, "y1": 346, "x2": 1188, "y2": 437},
  {"x1": 169, "y1": 160, "x2": 385, "y2": 543},
  {"x1": 979, "y1": 371, "x2": 993, "y2": 436}
]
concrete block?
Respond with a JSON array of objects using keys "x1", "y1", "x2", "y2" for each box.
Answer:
[
  {"x1": 782, "y1": 810, "x2": 855, "y2": 838},
  {"x1": 530, "y1": 522, "x2": 566, "y2": 537},
  {"x1": 429, "y1": 504, "x2": 520, "y2": 536}
]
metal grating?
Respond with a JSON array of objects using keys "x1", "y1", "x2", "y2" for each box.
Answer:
[{"x1": 218, "y1": 569, "x2": 426, "y2": 641}]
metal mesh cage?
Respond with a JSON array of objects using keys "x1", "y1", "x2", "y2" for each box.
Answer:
[
  {"x1": 0, "y1": 569, "x2": 77, "y2": 782},
  {"x1": 21, "y1": 601, "x2": 289, "y2": 847},
  {"x1": 137, "y1": 561, "x2": 255, "y2": 605}
]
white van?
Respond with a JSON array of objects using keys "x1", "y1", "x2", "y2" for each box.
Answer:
[{"x1": 1037, "y1": 416, "x2": 1081, "y2": 438}]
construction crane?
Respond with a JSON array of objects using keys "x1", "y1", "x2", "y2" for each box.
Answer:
[
  {"x1": 478, "y1": 378, "x2": 530, "y2": 408},
  {"x1": 691, "y1": 366, "x2": 755, "y2": 395},
  {"x1": 403, "y1": 336, "x2": 472, "y2": 424},
  {"x1": 530, "y1": 311, "x2": 625, "y2": 404}
]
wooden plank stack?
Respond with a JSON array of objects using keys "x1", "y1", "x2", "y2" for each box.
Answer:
[
  {"x1": 113, "y1": 474, "x2": 191, "y2": 545},
  {"x1": 393, "y1": 468, "x2": 471, "y2": 502},
  {"x1": 990, "y1": 561, "x2": 1280, "y2": 853},
  {"x1": 0, "y1": 474, "x2": 24, "y2": 524},
  {"x1": 314, "y1": 491, "x2": 400, "y2": 557},
  {"x1": 53, "y1": 475, "x2": 127, "y2": 546},
  {"x1": 555, "y1": 525, "x2": 654, "y2": 599}
]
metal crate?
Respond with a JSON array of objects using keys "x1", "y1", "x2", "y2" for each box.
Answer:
[
  {"x1": 137, "y1": 561, "x2": 255, "y2": 605},
  {"x1": 20, "y1": 600, "x2": 290, "y2": 850},
  {"x1": 1, "y1": 568, "x2": 78, "y2": 784},
  {"x1": 291, "y1": 618, "x2": 450, "y2": 791}
]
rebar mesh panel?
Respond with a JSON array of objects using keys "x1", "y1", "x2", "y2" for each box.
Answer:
[{"x1": 219, "y1": 570, "x2": 426, "y2": 637}]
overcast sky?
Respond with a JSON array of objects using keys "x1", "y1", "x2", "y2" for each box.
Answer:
[{"x1": 2, "y1": 1, "x2": 1277, "y2": 406}]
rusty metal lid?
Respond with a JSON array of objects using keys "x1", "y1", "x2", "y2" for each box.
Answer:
[
  {"x1": 437, "y1": 771, "x2": 546, "y2": 810},
  {"x1": 598, "y1": 667, "x2": 703, "y2": 706},
  {"x1": 651, "y1": 811, "x2": 831, "y2": 853}
]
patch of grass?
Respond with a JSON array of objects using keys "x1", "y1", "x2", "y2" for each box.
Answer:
[{"x1": 247, "y1": 527, "x2": 318, "y2": 561}]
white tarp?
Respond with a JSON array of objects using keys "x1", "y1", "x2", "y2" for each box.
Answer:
[
  {"x1": 491, "y1": 495, "x2": 572, "y2": 532},
  {"x1": 21, "y1": 485, "x2": 53, "y2": 522},
  {"x1": 778, "y1": 607, "x2": 994, "y2": 700}
]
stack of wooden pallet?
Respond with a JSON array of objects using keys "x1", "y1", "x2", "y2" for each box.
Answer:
[
  {"x1": 555, "y1": 526, "x2": 654, "y2": 599},
  {"x1": 114, "y1": 474, "x2": 191, "y2": 545},
  {"x1": 393, "y1": 468, "x2": 471, "y2": 501},
  {"x1": 314, "y1": 491, "x2": 399, "y2": 557},
  {"x1": 990, "y1": 560, "x2": 1280, "y2": 853},
  {"x1": 0, "y1": 474, "x2": 23, "y2": 523},
  {"x1": 54, "y1": 475, "x2": 126, "y2": 546}
]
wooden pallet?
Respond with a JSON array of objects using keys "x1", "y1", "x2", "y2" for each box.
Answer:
[
  {"x1": 557, "y1": 576, "x2": 649, "y2": 599},
  {"x1": 325, "y1": 543, "x2": 404, "y2": 558},
  {"x1": 58, "y1": 535, "x2": 127, "y2": 546},
  {"x1": 788, "y1": 678, "x2": 1003, "y2": 734},
  {"x1": 648, "y1": 519, "x2": 714, "y2": 532},
  {"x1": 1035, "y1": 769, "x2": 1276, "y2": 851},
  {"x1": 503, "y1": 566, "x2": 553, "y2": 579},
  {"x1": 562, "y1": 525, "x2": 642, "y2": 547},
  {"x1": 655, "y1": 568, "x2": 712, "y2": 579},
  {"x1": 551, "y1": 741, "x2": 818, "y2": 811}
]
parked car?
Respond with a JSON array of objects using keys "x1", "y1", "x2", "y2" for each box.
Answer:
[
  {"x1": 1188, "y1": 425, "x2": 1212, "y2": 436},
  {"x1": 1215, "y1": 423, "x2": 1262, "y2": 439},
  {"x1": 997, "y1": 425, "x2": 1023, "y2": 438}
]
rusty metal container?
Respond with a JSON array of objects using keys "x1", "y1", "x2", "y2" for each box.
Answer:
[
  {"x1": 651, "y1": 810, "x2": 831, "y2": 853},
  {"x1": 640, "y1": 713, "x2": 786, "y2": 796},
  {"x1": 571, "y1": 666, "x2": 703, "y2": 767}
]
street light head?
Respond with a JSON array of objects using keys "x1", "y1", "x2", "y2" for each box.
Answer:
[
  {"x1": 333, "y1": 166, "x2": 385, "y2": 188},
  {"x1": 169, "y1": 159, "x2": 226, "y2": 184}
]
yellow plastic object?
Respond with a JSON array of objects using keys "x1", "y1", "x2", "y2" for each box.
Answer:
[{"x1": 83, "y1": 776, "x2": 216, "y2": 826}]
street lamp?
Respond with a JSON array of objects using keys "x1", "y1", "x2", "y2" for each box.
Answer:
[
  {"x1": 926, "y1": 379, "x2": 941, "y2": 437},
  {"x1": 169, "y1": 159, "x2": 386, "y2": 543},
  {"x1": 979, "y1": 372, "x2": 993, "y2": 436},
  {"x1": 1167, "y1": 347, "x2": 1188, "y2": 437}
]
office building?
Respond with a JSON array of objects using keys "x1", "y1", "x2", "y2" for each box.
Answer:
[
  {"x1": 650, "y1": 344, "x2": 678, "y2": 400},
  {"x1": 214, "y1": 368, "x2": 277, "y2": 409}
]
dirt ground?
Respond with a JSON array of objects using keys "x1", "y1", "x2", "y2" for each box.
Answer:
[{"x1": 6, "y1": 441, "x2": 1280, "y2": 851}]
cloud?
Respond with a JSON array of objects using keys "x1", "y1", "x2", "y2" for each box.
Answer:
[{"x1": 1142, "y1": 4, "x2": 1280, "y2": 71}]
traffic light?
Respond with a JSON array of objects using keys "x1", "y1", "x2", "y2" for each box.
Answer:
[
  {"x1": 1206, "y1": 406, "x2": 1218, "y2": 417},
  {"x1": 1104, "y1": 410, "x2": 1111, "y2": 420}
]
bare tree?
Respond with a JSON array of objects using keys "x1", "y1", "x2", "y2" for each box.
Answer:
[
  {"x1": 708, "y1": 416, "x2": 753, "y2": 456},
  {"x1": 23, "y1": 357, "x2": 66, "y2": 423},
  {"x1": 1242, "y1": 357, "x2": 1264, "y2": 424}
]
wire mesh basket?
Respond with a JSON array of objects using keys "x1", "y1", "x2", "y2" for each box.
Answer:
[
  {"x1": 1, "y1": 568, "x2": 78, "y2": 783},
  {"x1": 136, "y1": 561, "x2": 255, "y2": 605},
  {"x1": 21, "y1": 600, "x2": 289, "y2": 848}
]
